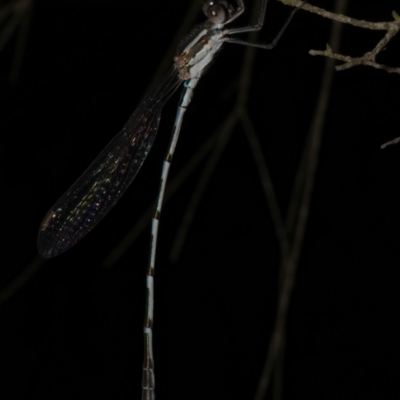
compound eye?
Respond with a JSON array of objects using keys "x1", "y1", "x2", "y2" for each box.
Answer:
[{"x1": 203, "y1": 2, "x2": 228, "y2": 24}]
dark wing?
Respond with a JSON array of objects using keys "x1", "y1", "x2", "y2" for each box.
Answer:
[{"x1": 38, "y1": 68, "x2": 182, "y2": 258}]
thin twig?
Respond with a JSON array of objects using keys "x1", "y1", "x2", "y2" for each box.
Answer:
[
  {"x1": 279, "y1": 0, "x2": 400, "y2": 74},
  {"x1": 9, "y1": 0, "x2": 32, "y2": 83},
  {"x1": 0, "y1": 10, "x2": 21, "y2": 51},
  {"x1": 0, "y1": 255, "x2": 46, "y2": 306},
  {"x1": 381, "y1": 136, "x2": 400, "y2": 149},
  {"x1": 240, "y1": 110, "x2": 289, "y2": 257},
  {"x1": 279, "y1": 0, "x2": 396, "y2": 30},
  {"x1": 253, "y1": 0, "x2": 347, "y2": 399},
  {"x1": 0, "y1": 0, "x2": 31, "y2": 45}
]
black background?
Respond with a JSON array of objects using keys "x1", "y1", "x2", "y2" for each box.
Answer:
[{"x1": 1, "y1": 0, "x2": 400, "y2": 399}]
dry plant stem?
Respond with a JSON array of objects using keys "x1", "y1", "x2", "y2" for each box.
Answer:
[
  {"x1": 310, "y1": 36, "x2": 400, "y2": 74},
  {"x1": 0, "y1": 0, "x2": 18, "y2": 21},
  {"x1": 240, "y1": 110, "x2": 289, "y2": 257},
  {"x1": 278, "y1": 0, "x2": 400, "y2": 74},
  {"x1": 381, "y1": 136, "x2": 400, "y2": 149},
  {"x1": 279, "y1": 0, "x2": 395, "y2": 30},
  {"x1": 0, "y1": 0, "x2": 30, "y2": 50},
  {"x1": 254, "y1": 0, "x2": 347, "y2": 399},
  {"x1": 9, "y1": 2, "x2": 31, "y2": 83},
  {"x1": 0, "y1": 10, "x2": 21, "y2": 50},
  {"x1": 0, "y1": 255, "x2": 46, "y2": 306},
  {"x1": 241, "y1": 110, "x2": 290, "y2": 399}
]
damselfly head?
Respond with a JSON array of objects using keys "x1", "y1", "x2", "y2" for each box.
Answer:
[{"x1": 202, "y1": 1, "x2": 235, "y2": 24}]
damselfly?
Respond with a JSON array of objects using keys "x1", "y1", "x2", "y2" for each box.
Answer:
[{"x1": 37, "y1": 1, "x2": 305, "y2": 399}]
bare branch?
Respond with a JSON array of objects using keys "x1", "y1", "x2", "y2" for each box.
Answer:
[
  {"x1": 381, "y1": 136, "x2": 400, "y2": 149},
  {"x1": 309, "y1": 44, "x2": 400, "y2": 74},
  {"x1": 278, "y1": 0, "x2": 400, "y2": 74}
]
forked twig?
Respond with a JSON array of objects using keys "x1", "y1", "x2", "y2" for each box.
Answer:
[{"x1": 279, "y1": 0, "x2": 400, "y2": 74}]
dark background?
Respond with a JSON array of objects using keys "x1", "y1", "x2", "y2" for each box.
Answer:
[{"x1": 1, "y1": 0, "x2": 400, "y2": 399}]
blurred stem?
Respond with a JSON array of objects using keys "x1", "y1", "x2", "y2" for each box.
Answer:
[{"x1": 254, "y1": 1, "x2": 348, "y2": 399}]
